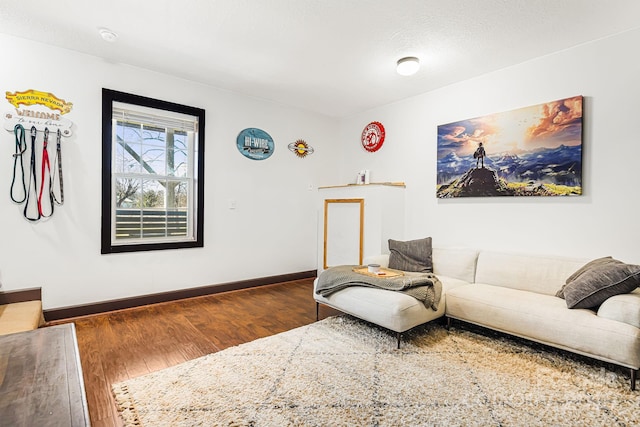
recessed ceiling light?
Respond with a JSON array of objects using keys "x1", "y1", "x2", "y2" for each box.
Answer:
[
  {"x1": 396, "y1": 57, "x2": 420, "y2": 76},
  {"x1": 99, "y1": 28, "x2": 118, "y2": 42}
]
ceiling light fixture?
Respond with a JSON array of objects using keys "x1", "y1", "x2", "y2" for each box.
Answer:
[
  {"x1": 396, "y1": 56, "x2": 420, "y2": 76},
  {"x1": 99, "y1": 28, "x2": 118, "y2": 42}
]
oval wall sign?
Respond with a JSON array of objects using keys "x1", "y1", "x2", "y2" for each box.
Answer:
[
  {"x1": 361, "y1": 121, "x2": 385, "y2": 152},
  {"x1": 236, "y1": 128, "x2": 275, "y2": 160}
]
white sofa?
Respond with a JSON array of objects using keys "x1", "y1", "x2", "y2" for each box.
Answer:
[
  {"x1": 314, "y1": 247, "x2": 478, "y2": 348},
  {"x1": 314, "y1": 248, "x2": 640, "y2": 389}
]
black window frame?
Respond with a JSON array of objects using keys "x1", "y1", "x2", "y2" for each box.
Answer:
[{"x1": 101, "y1": 88, "x2": 205, "y2": 254}]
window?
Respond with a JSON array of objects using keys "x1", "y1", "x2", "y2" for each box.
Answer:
[{"x1": 101, "y1": 89, "x2": 205, "y2": 253}]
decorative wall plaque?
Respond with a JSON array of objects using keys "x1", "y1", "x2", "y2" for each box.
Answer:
[
  {"x1": 361, "y1": 121, "x2": 385, "y2": 152},
  {"x1": 236, "y1": 128, "x2": 274, "y2": 160},
  {"x1": 287, "y1": 139, "x2": 314, "y2": 158}
]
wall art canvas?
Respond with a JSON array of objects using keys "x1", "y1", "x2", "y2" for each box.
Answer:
[{"x1": 436, "y1": 95, "x2": 583, "y2": 198}]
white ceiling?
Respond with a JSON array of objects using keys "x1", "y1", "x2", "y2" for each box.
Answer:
[{"x1": 1, "y1": 0, "x2": 639, "y2": 118}]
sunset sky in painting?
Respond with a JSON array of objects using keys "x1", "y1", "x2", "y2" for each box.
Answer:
[{"x1": 437, "y1": 96, "x2": 583, "y2": 158}]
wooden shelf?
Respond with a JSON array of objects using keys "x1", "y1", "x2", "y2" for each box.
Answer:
[{"x1": 318, "y1": 182, "x2": 405, "y2": 190}]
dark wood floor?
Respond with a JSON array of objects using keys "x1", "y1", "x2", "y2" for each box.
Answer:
[{"x1": 49, "y1": 278, "x2": 340, "y2": 427}]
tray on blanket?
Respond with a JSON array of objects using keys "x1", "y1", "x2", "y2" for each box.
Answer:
[{"x1": 352, "y1": 267, "x2": 404, "y2": 278}]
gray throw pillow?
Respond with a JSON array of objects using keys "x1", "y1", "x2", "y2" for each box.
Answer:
[
  {"x1": 563, "y1": 263, "x2": 640, "y2": 309},
  {"x1": 556, "y1": 256, "x2": 622, "y2": 298},
  {"x1": 388, "y1": 237, "x2": 432, "y2": 273}
]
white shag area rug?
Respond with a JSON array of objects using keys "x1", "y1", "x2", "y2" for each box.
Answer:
[{"x1": 112, "y1": 316, "x2": 640, "y2": 426}]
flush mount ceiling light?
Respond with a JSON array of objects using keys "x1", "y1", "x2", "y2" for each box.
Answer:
[
  {"x1": 98, "y1": 28, "x2": 118, "y2": 42},
  {"x1": 396, "y1": 56, "x2": 420, "y2": 76}
]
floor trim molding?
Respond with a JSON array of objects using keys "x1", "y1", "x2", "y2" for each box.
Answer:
[
  {"x1": 0, "y1": 287, "x2": 42, "y2": 305},
  {"x1": 44, "y1": 270, "x2": 316, "y2": 321}
]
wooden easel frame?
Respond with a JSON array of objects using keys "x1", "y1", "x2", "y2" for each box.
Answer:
[{"x1": 323, "y1": 198, "x2": 364, "y2": 269}]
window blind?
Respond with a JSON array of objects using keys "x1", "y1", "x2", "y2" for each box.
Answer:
[{"x1": 113, "y1": 103, "x2": 198, "y2": 132}]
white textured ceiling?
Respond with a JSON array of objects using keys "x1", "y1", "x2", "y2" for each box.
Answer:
[{"x1": 1, "y1": 0, "x2": 639, "y2": 118}]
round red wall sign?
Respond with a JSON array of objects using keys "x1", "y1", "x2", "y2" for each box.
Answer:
[{"x1": 361, "y1": 121, "x2": 385, "y2": 152}]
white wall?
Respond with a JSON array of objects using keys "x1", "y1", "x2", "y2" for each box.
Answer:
[
  {"x1": 0, "y1": 34, "x2": 338, "y2": 309},
  {"x1": 337, "y1": 28, "x2": 640, "y2": 264},
  {"x1": 4, "y1": 27, "x2": 640, "y2": 311}
]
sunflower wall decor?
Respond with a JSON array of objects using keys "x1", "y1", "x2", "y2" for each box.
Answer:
[{"x1": 288, "y1": 139, "x2": 315, "y2": 158}]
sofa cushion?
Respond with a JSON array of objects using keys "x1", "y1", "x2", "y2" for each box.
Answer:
[
  {"x1": 432, "y1": 247, "x2": 479, "y2": 283},
  {"x1": 313, "y1": 278, "x2": 446, "y2": 333},
  {"x1": 388, "y1": 237, "x2": 432, "y2": 273},
  {"x1": 474, "y1": 251, "x2": 587, "y2": 296},
  {"x1": 556, "y1": 256, "x2": 622, "y2": 298},
  {"x1": 597, "y1": 290, "x2": 640, "y2": 328},
  {"x1": 312, "y1": 273, "x2": 466, "y2": 333},
  {"x1": 563, "y1": 262, "x2": 640, "y2": 309},
  {"x1": 446, "y1": 283, "x2": 640, "y2": 368},
  {"x1": 367, "y1": 248, "x2": 479, "y2": 283}
]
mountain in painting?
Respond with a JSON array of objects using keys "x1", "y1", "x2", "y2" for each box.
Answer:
[
  {"x1": 438, "y1": 144, "x2": 581, "y2": 188},
  {"x1": 437, "y1": 167, "x2": 513, "y2": 198}
]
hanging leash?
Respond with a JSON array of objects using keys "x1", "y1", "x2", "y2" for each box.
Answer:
[
  {"x1": 11, "y1": 124, "x2": 27, "y2": 203},
  {"x1": 38, "y1": 127, "x2": 54, "y2": 218},
  {"x1": 23, "y1": 126, "x2": 41, "y2": 222},
  {"x1": 51, "y1": 129, "x2": 64, "y2": 205}
]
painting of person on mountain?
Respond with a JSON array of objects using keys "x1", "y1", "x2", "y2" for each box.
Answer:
[{"x1": 473, "y1": 142, "x2": 486, "y2": 169}]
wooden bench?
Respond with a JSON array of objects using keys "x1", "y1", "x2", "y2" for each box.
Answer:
[{"x1": 0, "y1": 288, "x2": 44, "y2": 336}]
